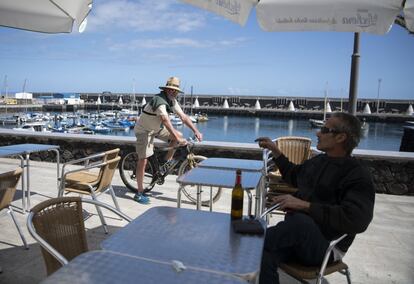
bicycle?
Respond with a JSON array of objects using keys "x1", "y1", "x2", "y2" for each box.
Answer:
[{"x1": 119, "y1": 138, "x2": 222, "y2": 205}]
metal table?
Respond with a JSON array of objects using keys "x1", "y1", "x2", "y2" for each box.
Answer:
[
  {"x1": 41, "y1": 251, "x2": 245, "y2": 284},
  {"x1": 101, "y1": 206, "x2": 265, "y2": 282},
  {"x1": 0, "y1": 143, "x2": 60, "y2": 212},
  {"x1": 197, "y1": 157, "x2": 265, "y2": 215},
  {"x1": 198, "y1": 157, "x2": 263, "y2": 172},
  {"x1": 177, "y1": 167, "x2": 263, "y2": 213}
]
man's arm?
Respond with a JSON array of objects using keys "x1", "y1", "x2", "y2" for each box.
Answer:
[
  {"x1": 159, "y1": 115, "x2": 184, "y2": 143},
  {"x1": 176, "y1": 110, "x2": 203, "y2": 141}
]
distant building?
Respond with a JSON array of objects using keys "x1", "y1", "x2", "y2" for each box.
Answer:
[{"x1": 35, "y1": 93, "x2": 83, "y2": 105}]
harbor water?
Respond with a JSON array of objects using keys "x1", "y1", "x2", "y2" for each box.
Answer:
[
  {"x1": 1, "y1": 112, "x2": 406, "y2": 151},
  {"x1": 110, "y1": 115, "x2": 404, "y2": 151}
]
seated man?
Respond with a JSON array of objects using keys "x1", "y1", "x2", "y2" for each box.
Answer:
[{"x1": 256, "y1": 112, "x2": 375, "y2": 284}]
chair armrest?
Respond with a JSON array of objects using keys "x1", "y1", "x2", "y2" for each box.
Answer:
[
  {"x1": 81, "y1": 198, "x2": 132, "y2": 222},
  {"x1": 26, "y1": 212, "x2": 69, "y2": 266},
  {"x1": 61, "y1": 152, "x2": 106, "y2": 173},
  {"x1": 319, "y1": 234, "x2": 347, "y2": 277},
  {"x1": 260, "y1": 203, "x2": 281, "y2": 219}
]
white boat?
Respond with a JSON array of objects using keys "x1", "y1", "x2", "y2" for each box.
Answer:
[
  {"x1": 309, "y1": 119, "x2": 324, "y2": 128},
  {"x1": 13, "y1": 122, "x2": 51, "y2": 132},
  {"x1": 309, "y1": 83, "x2": 328, "y2": 128},
  {"x1": 170, "y1": 114, "x2": 183, "y2": 126}
]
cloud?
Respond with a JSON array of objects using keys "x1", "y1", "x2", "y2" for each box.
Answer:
[
  {"x1": 108, "y1": 37, "x2": 248, "y2": 51},
  {"x1": 88, "y1": 0, "x2": 205, "y2": 33}
]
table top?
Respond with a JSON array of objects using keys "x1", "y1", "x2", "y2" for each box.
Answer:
[
  {"x1": 101, "y1": 207, "x2": 264, "y2": 279},
  {"x1": 198, "y1": 158, "x2": 263, "y2": 172},
  {"x1": 0, "y1": 143, "x2": 59, "y2": 156},
  {"x1": 41, "y1": 251, "x2": 245, "y2": 284},
  {"x1": 177, "y1": 167, "x2": 262, "y2": 189}
]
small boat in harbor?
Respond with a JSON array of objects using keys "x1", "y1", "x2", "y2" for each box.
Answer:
[
  {"x1": 196, "y1": 113, "x2": 209, "y2": 122},
  {"x1": 170, "y1": 114, "x2": 183, "y2": 126},
  {"x1": 13, "y1": 122, "x2": 51, "y2": 132},
  {"x1": 309, "y1": 119, "x2": 324, "y2": 128}
]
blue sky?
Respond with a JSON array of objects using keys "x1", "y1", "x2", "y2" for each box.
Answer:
[{"x1": 1, "y1": 0, "x2": 414, "y2": 100}]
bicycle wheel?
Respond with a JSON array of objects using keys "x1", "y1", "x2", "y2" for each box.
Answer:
[
  {"x1": 177, "y1": 155, "x2": 222, "y2": 206},
  {"x1": 119, "y1": 152, "x2": 155, "y2": 193}
]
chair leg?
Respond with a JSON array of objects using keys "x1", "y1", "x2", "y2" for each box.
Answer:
[
  {"x1": 90, "y1": 192, "x2": 108, "y2": 234},
  {"x1": 7, "y1": 207, "x2": 28, "y2": 249},
  {"x1": 108, "y1": 186, "x2": 120, "y2": 211},
  {"x1": 341, "y1": 268, "x2": 352, "y2": 284}
]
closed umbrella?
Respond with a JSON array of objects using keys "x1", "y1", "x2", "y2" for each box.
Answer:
[
  {"x1": 181, "y1": 0, "x2": 410, "y2": 114},
  {"x1": 0, "y1": 0, "x2": 92, "y2": 33}
]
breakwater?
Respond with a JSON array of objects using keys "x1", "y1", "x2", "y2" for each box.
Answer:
[{"x1": 1, "y1": 129, "x2": 413, "y2": 196}]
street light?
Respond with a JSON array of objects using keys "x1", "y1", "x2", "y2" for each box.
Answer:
[{"x1": 376, "y1": 78, "x2": 382, "y2": 114}]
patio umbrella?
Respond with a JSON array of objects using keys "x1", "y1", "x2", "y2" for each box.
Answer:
[
  {"x1": 0, "y1": 0, "x2": 93, "y2": 33},
  {"x1": 181, "y1": 0, "x2": 411, "y2": 114},
  {"x1": 405, "y1": 0, "x2": 414, "y2": 31},
  {"x1": 181, "y1": 0, "x2": 405, "y2": 34}
]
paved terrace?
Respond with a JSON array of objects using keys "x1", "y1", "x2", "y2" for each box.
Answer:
[{"x1": 0, "y1": 158, "x2": 413, "y2": 284}]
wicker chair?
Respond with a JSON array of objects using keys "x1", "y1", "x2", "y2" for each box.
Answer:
[
  {"x1": 267, "y1": 136, "x2": 312, "y2": 195},
  {"x1": 26, "y1": 196, "x2": 131, "y2": 275},
  {"x1": 58, "y1": 156, "x2": 121, "y2": 233},
  {"x1": 0, "y1": 168, "x2": 28, "y2": 249},
  {"x1": 261, "y1": 204, "x2": 352, "y2": 284},
  {"x1": 63, "y1": 148, "x2": 120, "y2": 185}
]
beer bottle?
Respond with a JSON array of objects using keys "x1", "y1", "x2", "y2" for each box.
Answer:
[{"x1": 231, "y1": 169, "x2": 244, "y2": 220}]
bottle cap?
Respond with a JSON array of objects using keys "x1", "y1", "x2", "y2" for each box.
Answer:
[{"x1": 236, "y1": 169, "x2": 241, "y2": 175}]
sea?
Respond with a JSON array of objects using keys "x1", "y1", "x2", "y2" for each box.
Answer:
[
  {"x1": 109, "y1": 115, "x2": 404, "y2": 152},
  {"x1": 1, "y1": 113, "x2": 406, "y2": 151}
]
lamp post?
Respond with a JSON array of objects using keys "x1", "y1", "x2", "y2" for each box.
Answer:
[{"x1": 376, "y1": 78, "x2": 382, "y2": 114}]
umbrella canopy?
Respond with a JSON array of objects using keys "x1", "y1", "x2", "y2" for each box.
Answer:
[
  {"x1": 0, "y1": 0, "x2": 92, "y2": 33},
  {"x1": 182, "y1": 0, "x2": 409, "y2": 34},
  {"x1": 405, "y1": 0, "x2": 414, "y2": 31}
]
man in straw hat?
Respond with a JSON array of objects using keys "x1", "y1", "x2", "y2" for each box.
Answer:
[{"x1": 133, "y1": 76, "x2": 203, "y2": 204}]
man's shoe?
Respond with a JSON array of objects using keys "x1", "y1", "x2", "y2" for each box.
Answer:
[{"x1": 133, "y1": 192, "x2": 150, "y2": 204}]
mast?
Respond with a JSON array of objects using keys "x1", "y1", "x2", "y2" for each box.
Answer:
[
  {"x1": 323, "y1": 82, "x2": 328, "y2": 121},
  {"x1": 190, "y1": 85, "x2": 194, "y2": 116}
]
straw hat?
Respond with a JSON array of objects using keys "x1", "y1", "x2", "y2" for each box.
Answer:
[{"x1": 159, "y1": 76, "x2": 183, "y2": 93}]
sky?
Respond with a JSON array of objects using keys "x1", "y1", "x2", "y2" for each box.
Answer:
[{"x1": 1, "y1": 0, "x2": 414, "y2": 100}]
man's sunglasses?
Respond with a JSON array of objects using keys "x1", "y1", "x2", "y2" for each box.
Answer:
[{"x1": 320, "y1": 126, "x2": 341, "y2": 134}]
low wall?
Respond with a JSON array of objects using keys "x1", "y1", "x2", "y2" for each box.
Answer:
[{"x1": 1, "y1": 129, "x2": 413, "y2": 196}]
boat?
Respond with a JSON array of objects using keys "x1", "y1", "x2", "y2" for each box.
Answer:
[
  {"x1": 309, "y1": 119, "x2": 324, "y2": 128},
  {"x1": 309, "y1": 83, "x2": 328, "y2": 128},
  {"x1": 196, "y1": 113, "x2": 209, "y2": 122},
  {"x1": 13, "y1": 122, "x2": 51, "y2": 132},
  {"x1": 170, "y1": 114, "x2": 183, "y2": 126}
]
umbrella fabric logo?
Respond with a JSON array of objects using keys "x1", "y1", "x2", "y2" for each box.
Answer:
[
  {"x1": 343, "y1": 10, "x2": 378, "y2": 28},
  {"x1": 214, "y1": 0, "x2": 241, "y2": 16}
]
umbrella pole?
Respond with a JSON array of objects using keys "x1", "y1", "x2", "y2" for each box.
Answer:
[{"x1": 348, "y1": 32, "x2": 360, "y2": 115}]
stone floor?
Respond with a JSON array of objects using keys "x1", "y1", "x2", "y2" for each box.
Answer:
[{"x1": 0, "y1": 158, "x2": 413, "y2": 284}]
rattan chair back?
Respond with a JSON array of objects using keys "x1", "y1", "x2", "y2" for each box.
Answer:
[
  {"x1": 0, "y1": 168, "x2": 23, "y2": 210},
  {"x1": 31, "y1": 196, "x2": 88, "y2": 275},
  {"x1": 276, "y1": 136, "x2": 312, "y2": 164},
  {"x1": 95, "y1": 156, "x2": 121, "y2": 193}
]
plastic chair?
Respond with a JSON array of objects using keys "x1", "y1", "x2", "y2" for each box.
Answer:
[
  {"x1": 58, "y1": 156, "x2": 121, "y2": 233},
  {"x1": 260, "y1": 204, "x2": 352, "y2": 284},
  {"x1": 266, "y1": 136, "x2": 312, "y2": 195},
  {"x1": 0, "y1": 168, "x2": 28, "y2": 249},
  {"x1": 26, "y1": 196, "x2": 131, "y2": 275}
]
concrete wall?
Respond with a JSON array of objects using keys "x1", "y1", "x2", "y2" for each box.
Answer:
[{"x1": 1, "y1": 129, "x2": 413, "y2": 196}]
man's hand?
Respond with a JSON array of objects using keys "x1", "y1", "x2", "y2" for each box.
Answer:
[
  {"x1": 255, "y1": 137, "x2": 282, "y2": 157},
  {"x1": 268, "y1": 194, "x2": 310, "y2": 212},
  {"x1": 194, "y1": 130, "x2": 203, "y2": 142}
]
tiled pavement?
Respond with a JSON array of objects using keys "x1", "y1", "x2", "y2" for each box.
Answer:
[{"x1": 0, "y1": 158, "x2": 413, "y2": 284}]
